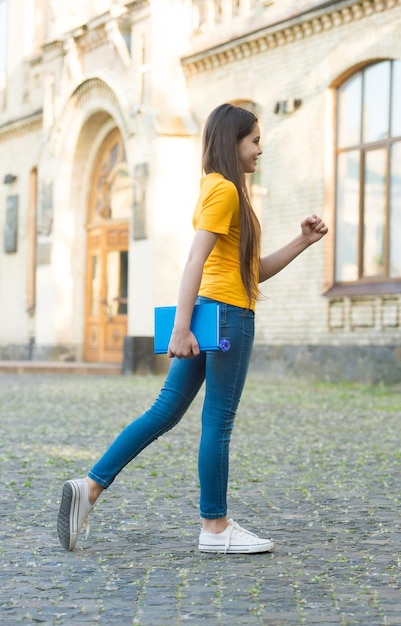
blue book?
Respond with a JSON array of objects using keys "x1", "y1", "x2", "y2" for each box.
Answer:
[{"x1": 154, "y1": 303, "x2": 220, "y2": 354}]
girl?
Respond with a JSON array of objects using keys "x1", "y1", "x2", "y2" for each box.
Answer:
[{"x1": 57, "y1": 103, "x2": 328, "y2": 554}]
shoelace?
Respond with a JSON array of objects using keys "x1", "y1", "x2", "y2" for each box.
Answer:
[
  {"x1": 224, "y1": 519, "x2": 258, "y2": 554},
  {"x1": 82, "y1": 515, "x2": 91, "y2": 540}
]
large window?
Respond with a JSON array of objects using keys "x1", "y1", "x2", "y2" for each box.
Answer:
[{"x1": 335, "y1": 60, "x2": 401, "y2": 289}]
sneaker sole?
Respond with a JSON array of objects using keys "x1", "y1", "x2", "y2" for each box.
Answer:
[
  {"x1": 57, "y1": 481, "x2": 78, "y2": 551},
  {"x1": 199, "y1": 541, "x2": 274, "y2": 554}
]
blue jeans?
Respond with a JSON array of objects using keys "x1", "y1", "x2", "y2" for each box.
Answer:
[{"x1": 88, "y1": 297, "x2": 255, "y2": 519}]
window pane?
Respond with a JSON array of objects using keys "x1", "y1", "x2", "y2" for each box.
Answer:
[
  {"x1": 335, "y1": 151, "x2": 360, "y2": 281},
  {"x1": 390, "y1": 142, "x2": 401, "y2": 277},
  {"x1": 107, "y1": 251, "x2": 128, "y2": 316},
  {"x1": 107, "y1": 251, "x2": 120, "y2": 317},
  {"x1": 363, "y1": 62, "x2": 390, "y2": 143},
  {"x1": 90, "y1": 255, "x2": 101, "y2": 317},
  {"x1": 337, "y1": 73, "x2": 362, "y2": 148},
  {"x1": 363, "y1": 149, "x2": 386, "y2": 277},
  {"x1": 119, "y1": 251, "x2": 128, "y2": 315},
  {"x1": 391, "y1": 61, "x2": 401, "y2": 138}
]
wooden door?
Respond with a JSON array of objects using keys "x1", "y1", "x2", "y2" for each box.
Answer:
[
  {"x1": 84, "y1": 127, "x2": 132, "y2": 363},
  {"x1": 84, "y1": 223, "x2": 129, "y2": 363}
]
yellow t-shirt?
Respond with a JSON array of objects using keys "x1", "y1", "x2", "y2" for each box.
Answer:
[{"x1": 192, "y1": 172, "x2": 256, "y2": 310}]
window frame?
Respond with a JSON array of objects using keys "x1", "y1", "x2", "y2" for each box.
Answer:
[{"x1": 327, "y1": 60, "x2": 401, "y2": 297}]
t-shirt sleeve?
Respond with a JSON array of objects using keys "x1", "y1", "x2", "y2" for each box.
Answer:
[{"x1": 196, "y1": 180, "x2": 238, "y2": 235}]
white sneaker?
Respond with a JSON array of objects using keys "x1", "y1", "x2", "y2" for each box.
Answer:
[
  {"x1": 198, "y1": 519, "x2": 274, "y2": 554},
  {"x1": 57, "y1": 479, "x2": 93, "y2": 551}
]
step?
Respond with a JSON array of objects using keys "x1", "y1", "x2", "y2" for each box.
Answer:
[{"x1": 0, "y1": 361, "x2": 122, "y2": 375}]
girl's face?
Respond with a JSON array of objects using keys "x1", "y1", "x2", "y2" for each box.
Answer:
[{"x1": 237, "y1": 123, "x2": 262, "y2": 174}]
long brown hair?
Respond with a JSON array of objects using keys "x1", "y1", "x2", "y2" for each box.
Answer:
[{"x1": 202, "y1": 103, "x2": 261, "y2": 306}]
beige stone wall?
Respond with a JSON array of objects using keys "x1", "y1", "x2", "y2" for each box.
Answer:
[
  {"x1": 0, "y1": 0, "x2": 198, "y2": 356},
  {"x1": 0, "y1": 122, "x2": 42, "y2": 347},
  {"x1": 0, "y1": 0, "x2": 400, "y2": 373}
]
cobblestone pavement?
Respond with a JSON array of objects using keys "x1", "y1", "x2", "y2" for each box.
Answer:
[{"x1": 1, "y1": 373, "x2": 400, "y2": 625}]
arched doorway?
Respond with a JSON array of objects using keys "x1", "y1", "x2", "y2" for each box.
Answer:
[{"x1": 84, "y1": 128, "x2": 132, "y2": 363}]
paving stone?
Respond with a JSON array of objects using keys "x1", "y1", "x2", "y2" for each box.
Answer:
[{"x1": 0, "y1": 373, "x2": 400, "y2": 625}]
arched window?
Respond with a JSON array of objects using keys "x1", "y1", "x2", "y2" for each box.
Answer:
[
  {"x1": 334, "y1": 60, "x2": 401, "y2": 292},
  {"x1": 89, "y1": 128, "x2": 130, "y2": 223}
]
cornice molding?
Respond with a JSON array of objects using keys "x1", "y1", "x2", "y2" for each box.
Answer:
[
  {"x1": 42, "y1": 40, "x2": 64, "y2": 55},
  {"x1": 181, "y1": 0, "x2": 401, "y2": 76},
  {"x1": 0, "y1": 110, "x2": 43, "y2": 142},
  {"x1": 43, "y1": 3, "x2": 136, "y2": 56},
  {"x1": 78, "y1": 24, "x2": 109, "y2": 53}
]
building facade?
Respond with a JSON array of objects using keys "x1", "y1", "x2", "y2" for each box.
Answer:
[{"x1": 0, "y1": 0, "x2": 400, "y2": 382}]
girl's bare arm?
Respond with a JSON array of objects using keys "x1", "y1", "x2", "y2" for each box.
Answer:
[{"x1": 259, "y1": 214, "x2": 328, "y2": 283}]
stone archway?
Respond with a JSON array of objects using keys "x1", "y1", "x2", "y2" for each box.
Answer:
[{"x1": 49, "y1": 77, "x2": 133, "y2": 363}]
